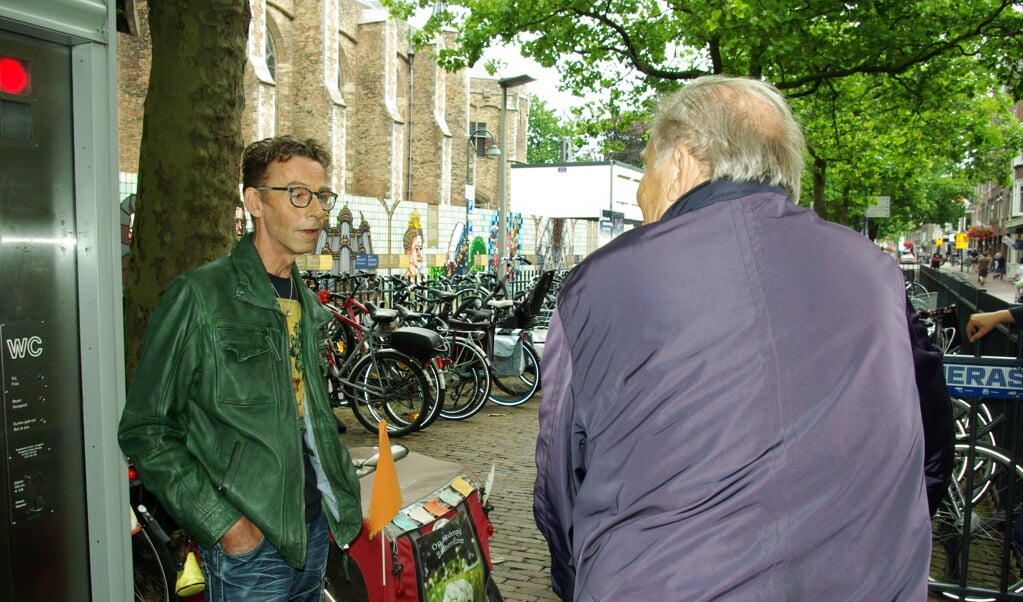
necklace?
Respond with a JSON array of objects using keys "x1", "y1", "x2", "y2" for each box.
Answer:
[{"x1": 270, "y1": 275, "x2": 295, "y2": 317}]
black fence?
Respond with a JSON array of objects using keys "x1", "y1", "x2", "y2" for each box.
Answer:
[
  {"x1": 912, "y1": 267, "x2": 1023, "y2": 600},
  {"x1": 915, "y1": 266, "x2": 1021, "y2": 358}
]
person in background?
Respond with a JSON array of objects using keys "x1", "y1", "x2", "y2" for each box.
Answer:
[
  {"x1": 993, "y1": 251, "x2": 1005, "y2": 279},
  {"x1": 978, "y1": 251, "x2": 992, "y2": 286},
  {"x1": 1011, "y1": 263, "x2": 1023, "y2": 303},
  {"x1": 119, "y1": 136, "x2": 363, "y2": 601},
  {"x1": 931, "y1": 252, "x2": 943, "y2": 269},
  {"x1": 533, "y1": 75, "x2": 953, "y2": 601},
  {"x1": 967, "y1": 307, "x2": 1023, "y2": 342},
  {"x1": 968, "y1": 248, "x2": 979, "y2": 271}
]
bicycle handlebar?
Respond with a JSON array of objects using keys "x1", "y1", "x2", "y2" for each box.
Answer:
[{"x1": 917, "y1": 304, "x2": 956, "y2": 319}]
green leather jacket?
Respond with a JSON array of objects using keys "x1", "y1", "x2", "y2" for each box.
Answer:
[{"x1": 118, "y1": 235, "x2": 362, "y2": 568}]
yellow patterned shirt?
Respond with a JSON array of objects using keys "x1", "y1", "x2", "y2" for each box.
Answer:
[{"x1": 275, "y1": 295, "x2": 305, "y2": 418}]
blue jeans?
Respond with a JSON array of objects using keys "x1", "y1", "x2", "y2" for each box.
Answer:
[{"x1": 199, "y1": 512, "x2": 329, "y2": 601}]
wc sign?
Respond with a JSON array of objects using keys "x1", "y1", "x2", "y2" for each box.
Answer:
[
  {"x1": 5, "y1": 335, "x2": 43, "y2": 359},
  {"x1": 943, "y1": 356, "x2": 1023, "y2": 399}
]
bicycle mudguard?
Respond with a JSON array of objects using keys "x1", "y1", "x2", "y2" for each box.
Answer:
[{"x1": 388, "y1": 327, "x2": 444, "y2": 364}]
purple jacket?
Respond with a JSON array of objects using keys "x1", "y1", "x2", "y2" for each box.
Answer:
[{"x1": 534, "y1": 181, "x2": 934, "y2": 600}]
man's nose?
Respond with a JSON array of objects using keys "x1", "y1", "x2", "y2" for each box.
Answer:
[{"x1": 306, "y1": 200, "x2": 327, "y2": 218}]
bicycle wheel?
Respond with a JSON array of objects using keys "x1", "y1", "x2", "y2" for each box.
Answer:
[
  {"x1": 952, "y1": 397, "x2": 997, "y2": 446},
  {"x1": 488, "y1": 341, "x2": 540, "y2": 407},
  {"x1": 327, "y1": 316, "x2": 358, "y2": 362},
  {"x1": 131, "y1": 508, "x2": 174, "y2": 602},
  {"x1": 930, "y1": 444, "x2": 1023, "y2": 599},
  {"x1": 347, "y1": 350, "x2": 430, "y2": 437},
  {"x1": 951, "y1": 398, "x2": 998, "y2": 503},
  {"x1": 440, "y1": 338, "x2": 492, "y2": 420},
  {"x1": 418, "y1": 357, "x2": 445, "y2": 429}
]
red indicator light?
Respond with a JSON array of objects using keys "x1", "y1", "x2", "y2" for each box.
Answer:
[{"x1": 0, "y1": 56, "x2": 30, "y2": 95}]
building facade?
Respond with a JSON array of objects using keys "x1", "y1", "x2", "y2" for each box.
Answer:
[
  {"x1": 117, "y1": 0, "x2": 589, "y2": 276},
  {"x1": 965, "y1": 102, "x2": 1023, "y2": 267}
]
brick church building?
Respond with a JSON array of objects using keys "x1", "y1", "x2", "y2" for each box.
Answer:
[{"x1": 116, "y1": 0, "x2": 557, "y2": 276}]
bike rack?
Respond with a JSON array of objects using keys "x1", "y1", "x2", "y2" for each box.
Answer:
[{"x1": 932, "y1": 353, "x2": 1023, "y2": 600}]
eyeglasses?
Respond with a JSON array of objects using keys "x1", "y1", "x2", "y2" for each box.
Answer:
[{"x1": 255, "y1": 186, "x2": 338, "y2": 210}]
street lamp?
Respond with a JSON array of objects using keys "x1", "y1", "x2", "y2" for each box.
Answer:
[
  {"x1": 497, "y1": 74, "x2": 535, "y2": 279},
  {"x1": 466, "y1": 128, "x2": 501, "y2": 186},
  {"x1": 466, "y1": 128, "x2": 500, "y2": 267}
]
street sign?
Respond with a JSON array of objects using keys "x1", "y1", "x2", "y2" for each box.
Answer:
[
  {"x1": 955, "y1": 232, "x2": 969, "y2": 250},
  {"x1": 354, "y1": 254, "x2": 378, "y2": 270},
  {"x1": 935, "y1": 237, "x2": 944, "y2": 247},
  {"x1": 865, "y1": 196, "x2": 890, "y2": 218},
  {"x1": 943, "y1": 355, "x2": 1023, "y2": 399}
]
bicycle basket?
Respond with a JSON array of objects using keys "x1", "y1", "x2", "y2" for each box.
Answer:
[
  {"x1": 910, "y1": 291, "x2": 938, "y2": 312},
  {"x1": 492, "y1": 333, "x2": 525, "y2": 377}
]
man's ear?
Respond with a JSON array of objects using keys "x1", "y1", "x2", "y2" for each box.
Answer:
[
  {"x1": 673, "y1": 145, "x2": 687, "y2": 169},
  {"x1": 243, "y1": 186, "x2": 263, "y2": 219},
  {"x1": 674, "y1": 144, "x2": 708, "y2": 190}
]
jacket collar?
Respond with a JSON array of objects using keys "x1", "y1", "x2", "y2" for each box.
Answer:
[
  {"x1": 230, "y1": 234, "x2": 331, "y2": 328},
  {"x1": 230, "y1": 234, "x2": 276, "y2": 307},
  {"x1": 660, "y1": 179, "x2": 787, "y2": 221}
]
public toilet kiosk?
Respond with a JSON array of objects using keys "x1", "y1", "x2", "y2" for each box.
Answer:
[{"x1": 0, "y1": 1, "x2": 128, "y2": 599}]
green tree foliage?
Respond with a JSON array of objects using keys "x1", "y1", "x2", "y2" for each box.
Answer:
[
  {"x1": 582, "y1": 113, "x2": 650, "y2": 167},
  {"x1": 123, "y1": 0, "x2": 250, "y2": 377},
  {"x1": 795, "y1": 61, "x2": 1023, "y2": 229},
  {"x1": 394, "y1": 0, "x2": 1022, "y2": 101},
  {"x1": 527, "y1": 97, "x2": 578, "y2": 163},
  {"x1": 388, "y1": 0, "x2": 1023, "y2": 231}
]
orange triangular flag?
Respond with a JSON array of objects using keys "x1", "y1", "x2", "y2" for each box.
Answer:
[{"x1": 367, "y1": 420, "x2": 402, "y2": 538}]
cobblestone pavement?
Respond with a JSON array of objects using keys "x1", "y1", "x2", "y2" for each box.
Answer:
[{"x1": 336, "y1": 396, "x2": 560, "y2": 602}]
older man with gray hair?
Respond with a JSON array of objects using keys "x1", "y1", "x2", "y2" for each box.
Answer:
[{"x1": 534, "y1": 76, "x2": 951, "y2": 600}]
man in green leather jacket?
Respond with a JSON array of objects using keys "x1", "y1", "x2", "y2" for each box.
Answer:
[{"x1": 119, "y1": 136, "x2": 362, "y2": 600}]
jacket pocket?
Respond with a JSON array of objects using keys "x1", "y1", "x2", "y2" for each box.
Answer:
[
  {"x1": 218, "y1": 439, "x2": 245, "y2": 494},
  {"x1": 215, "y1": 325, "x2": 278, "y2": 405}
]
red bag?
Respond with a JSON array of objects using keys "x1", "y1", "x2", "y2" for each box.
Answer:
[{"x1": 324, "y1": 448, "x2": 501, "y2": 601}]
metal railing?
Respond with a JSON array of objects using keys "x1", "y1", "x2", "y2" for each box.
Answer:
[{"x1": 915, "y1": 266, "x2": 1023, "y2": 599}]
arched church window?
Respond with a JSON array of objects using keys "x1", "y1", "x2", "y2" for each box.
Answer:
[{"x1": 266, "y1": 32, "x2": 277, "y2": 82}]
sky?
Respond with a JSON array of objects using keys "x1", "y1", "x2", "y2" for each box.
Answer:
[
  {"x1": 466, "y1": 44, "x2": 585, "y2": 116},
  {"x1": 405, "y1": 6, "x2": 584, "y2": 115}
]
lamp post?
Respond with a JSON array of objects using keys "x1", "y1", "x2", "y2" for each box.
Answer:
[
  {"x1": 466, "y1": 128, "x2": 501, "y2": 186},
  {"x1": 466, "y1": 128, "x2": 500, "y2": 269},
  {"x1": 497, "y1": 74, "x2": 535, "y2": 279}
]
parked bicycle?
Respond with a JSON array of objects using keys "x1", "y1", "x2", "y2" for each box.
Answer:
[
  {"x1": 128, "y1": 463, "x2": 179, "y2": 602},
  {"x1": 918, "y1": 304, "x2": 960, "y2": 355},
  {"x1": 930, "y1": 443, "x2": 1023, "y2": 599},
  {"x1": 451, "y1": 266, "x2": 554, "y2": 407},
  {"x1": 319, "y1": 291, "x2": 444, "y2": 437}
]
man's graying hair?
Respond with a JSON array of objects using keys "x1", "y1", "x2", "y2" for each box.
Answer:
[
  {"x1": 648, "y1": 76, "x2": 805, "y2": 201},
  {"x1": 241, "y1": 136, "x2": 332, "y2": 189}
]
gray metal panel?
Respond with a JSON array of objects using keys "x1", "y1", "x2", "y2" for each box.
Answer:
[
  {"x1": 0, "y1": 29, "x2": 90, "y2": 600},
  {"x1": 0, "y1": 0, "x2": 107, "y2": 44},
  {"x1": 72, "y1": 31, "x2": 132, "y2": 601}
]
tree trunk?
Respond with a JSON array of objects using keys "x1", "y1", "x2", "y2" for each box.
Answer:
[
  {"x1": 123, "y1": 0, "x2": 250, "y2": 381},
  {"x1": 839, "y1": 187, "x2": 850, "y2": 228},
  {"x1": 811, "y1": 155, "x2": 826, "y2": 218}
]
